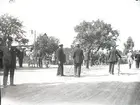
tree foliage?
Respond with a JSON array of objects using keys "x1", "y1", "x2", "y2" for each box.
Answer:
[
  {"x1": 0, "y1": 14, "x2": 26, "y2": 45},
  {"x1": 20, "y1": 38, "x2": 29, "y2": 45},
  {"x1": 123, "y1": 36, "x2": 134, "y2": 54},
  {"x1": 73, "y1": 19, "x2": 119, "y2": 53},
  {"x1": 34, "y1": 33, "x2": 59, "y2": 56}
]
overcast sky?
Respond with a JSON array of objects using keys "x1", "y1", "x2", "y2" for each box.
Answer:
[{"x1": 0, "y1": 0, "x2": 140, "y2": 50}]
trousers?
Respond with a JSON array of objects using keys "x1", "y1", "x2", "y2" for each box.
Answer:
[
  {"x1": 57, "y1": 62, "x2": 64, "y2": 76},
  {"x1": 109, "y1": 62, "x2": 115, "y2": 74},
  {"x1": 74, "y1": 63, "x2": 82, "y2": 77},
  {"x1": 3, "y1": 64, "x2": 15, "y2": 86}
]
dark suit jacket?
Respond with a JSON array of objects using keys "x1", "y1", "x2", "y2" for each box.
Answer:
[
  {"x1": 56, "y1": 48, "x2": 65, "y2": 63},
  {"x1": 108, "y1": 48, "x2": 121, "y2": 63},
  {"x1": 135, "y1": 53, "x2": 140, "y2": 61},
  {"x1": 0, "y1": 46, "x2": 17, "y2": 68},
  {"x1": 73, "y1": 47, "x2": 84, "y2": 64},
  {"x1": 10, "y1": 46, "x2": 17, "y2": 68}
]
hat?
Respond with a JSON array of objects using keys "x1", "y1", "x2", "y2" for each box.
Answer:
[
  {"x1": 59, "y1": 44, "x2": 63, "y2": 46},
  {"x1": 75, "y1": 41, "x2": 80, "y2": 44},
  {"x1": 75, "y1": 42, "x2": 80, "y2": 46}
]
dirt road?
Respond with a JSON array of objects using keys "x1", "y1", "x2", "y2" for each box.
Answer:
[{"x1": 1, "y1": 64, "x2": 140, "y2": 105}]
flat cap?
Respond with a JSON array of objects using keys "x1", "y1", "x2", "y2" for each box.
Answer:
[{"x1": 59, "y1": 44, "x2": 63, "y2": 46}]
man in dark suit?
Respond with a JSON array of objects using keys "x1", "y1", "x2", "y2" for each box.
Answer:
[
  {"x1": 108, "y1": 46, "x2": 121, "y2": 75},
  {"x1": 0, "y1": 37, "x2": 3, "y2": 69},
  {"x1": 73, "y1": 43, "x2": 84, "y2": 77},
  {"x1": 56, "y1": 44, "x2": 66, "y2": 76},
  {"x1": 2, "y1": 37, "x2": 17, "y2": 87},
  {"x1": 135, "y1": 50, "x2": 140, "y2": 68},
  {"x1": 19, "y1": 48, "x2": 24, "y2": 67}
]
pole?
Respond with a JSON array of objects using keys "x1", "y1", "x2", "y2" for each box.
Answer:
[{"x1": 34, "y1": 30, "x2": 36, "y2": 51}]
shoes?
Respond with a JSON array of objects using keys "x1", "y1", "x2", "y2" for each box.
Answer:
[
  {"x1": 1, "y1": 85, "x2": 8, "y2": 88},
  {"x1": 60, "y1": 74, "x2": 65, "y2": 76},
  {"x1": 77, "y1": 75, "x2": 80, "y2": 77},
  {"x1": 10, "y1": 84, "x2": 16, "y2": 86},
  {"x1": 57, "y1": 74, "x2": 65, "y2": 76}
]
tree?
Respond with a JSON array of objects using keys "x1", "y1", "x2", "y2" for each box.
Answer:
[
  {"x1": 73, "y1": 19, "x2": 119, "y2": 52},
  {"x1": 73, "y1": 19, "x2": 119, "y2": 68},
  {"x1": 0, "y1": 14, "x2": 25, "y2": 45},
  {"x1": 20, "y1": 38, "x2": 29, "y2": 45},
  {"x1": 123, "y1": 36, "x2": 134, "y2": 54},
  {"x1": 34, "y1": 33, "x2": 59, "y2": 57}
]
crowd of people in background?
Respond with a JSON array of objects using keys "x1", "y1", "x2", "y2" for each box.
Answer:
[{"x1": 1, "y1": 35, "x2": 140, "y2": 88}]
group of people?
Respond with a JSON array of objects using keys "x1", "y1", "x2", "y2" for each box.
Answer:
[
  {"x1": 56, "y1": 43, "x2": 84, "y2": 77},
  {"x1": 127, "y1": 50, "x2": 140, "y2": 69},
  {"x1": 56, "y1": 43, "x2": 123, "y2": 77},
  {"x1": 27, "y1": 49, "x2": 44, "y2": 68},
  {"x1": 1, "y1": 35, "x2": 138, "y2": 88}
]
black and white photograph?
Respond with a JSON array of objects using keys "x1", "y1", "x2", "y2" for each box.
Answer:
[{"x1": 0, "y1": 0, "x2": 140, "y2": 105}]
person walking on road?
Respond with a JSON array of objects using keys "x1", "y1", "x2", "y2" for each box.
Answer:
[
  {"x1": 73, "y1": 43, "x2": 84, "y2": 77},
  {"x1": 108, "y1": 46, "x2": 121, "y2": 75},
  {"x1": 56, "y1": 44, "x2": 66, "y2": 76},
  {"x1": 84, "y1": 49, "x2": 90, "y2": 69},
  {"x1": 52, "y1": 52, "x2": 56, "y2": 65},
  {"x1": 127, "y1": 50, "x2": 134, "y2": 69},
  {"x1": 134, "y1": 50, "x2": 140, "y2": 69},
  {"x1": 17, "y1": 48, "x2": 24, "y2": 68}
]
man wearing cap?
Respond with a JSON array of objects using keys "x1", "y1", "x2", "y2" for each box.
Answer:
[
  {"x1": 108, "y1": 46, "x2": 121, "y2": 75},
  {"x1": 73, "y1": 43, "x2": 84, "y2": 77},
  {"x1": 2, "y1": 36, "x2": 17, "y2": 87},
  {"x1": 127, "y1": 50, "x2": 134, "y2": 69},
  {"x1": 56, "y1": 44, "x2": 66, "y2": 76}
]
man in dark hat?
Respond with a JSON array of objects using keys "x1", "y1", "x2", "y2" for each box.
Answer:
[
  {"x1": 73, "y1": 42, "x2": 84, "y2": 77},
  {"x1": 2, "y1": 36, "x2": 17, "y2": 87},
  {"x1": 17, "y1": 48, "x2": 25, "y2": 68},
  {"x1": 56, "y1": 44, "x2": 66, "y2": 76}
]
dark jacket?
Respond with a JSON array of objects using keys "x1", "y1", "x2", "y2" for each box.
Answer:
[
  {"x1": 108, "y1": 48, "x2": 121, "y2": 63},
  {"x1": 0, "y1": 46, "x2": 17, "y2": 68},
  {"x1": 0, "y1": 49, "x2": 3, "y2": 59},
  {"x1": 10, "y1": 46, "x2": 17, "y2": 68},
  {"x1": 135, "y1": 53, "x2": 140, "y2": 61},
  {"x1": 73, "y1": 47, "x2": 84, "y2": 64},
  {"x1": 56, "y1": 47, "x2": 66, "y2": 63}
]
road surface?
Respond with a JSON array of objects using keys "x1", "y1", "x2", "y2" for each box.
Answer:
[{"x1": 1, "y1": 64, "x2": 140, "y2": 105}]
